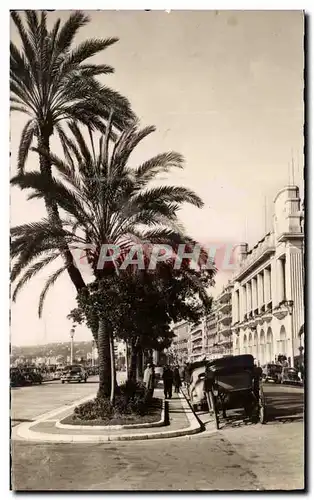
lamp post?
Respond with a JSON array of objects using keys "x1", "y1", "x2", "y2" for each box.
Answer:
[
  {"x1": 286, "y1": 300, "x2": 294, "y2": 367},
  {"x1": 70, "y1": 327, "x2": 75, "y2": 365},
  {"x1": 298, "y1": 345, "x2": 304, "y2": 364}
]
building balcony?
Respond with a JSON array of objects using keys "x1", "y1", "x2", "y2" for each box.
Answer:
[
  {"x1": 218, "y1": 325, "x2": 232, "y2": 337},
  {"x1": 218, "y1": 314, "x2": 232, "y2": 326},
  {"x1": 191, "y1": 343, "x2": 203, "y2": 351},
  {"x1": 218, "y1": 286, "x2": 232, "y2": 302},
  {"x1": 191, "y1": 329, "x2": 203, "y2": 341},
  {"x1": 218, "y1": 301, "x2": 232, "y2": 314},
  {"x1": 205, "y1": 330, "x2": 218, "y2": 339},
  {"x1": 217, "y1": 338, "x2": 233, "y2": 348},
  {"x1": 192, "y1": 344, "x2": 203, "y2": 353}
]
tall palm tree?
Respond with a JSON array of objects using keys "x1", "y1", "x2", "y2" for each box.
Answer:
[
  {"x1": 11, "y1": 121, "x2": 211, "y2": 397},
  {"x1": 10, "y1": 9, "x2": 135, "y2": 293}
]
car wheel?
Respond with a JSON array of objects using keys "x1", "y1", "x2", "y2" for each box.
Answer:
[{"x1": 61, "y1": 381, "x2": 64, "y2": 384}]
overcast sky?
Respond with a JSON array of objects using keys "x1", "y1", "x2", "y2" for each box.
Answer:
[{"x1": 10, "y1": 10, "x2": 304, "y2": 346}]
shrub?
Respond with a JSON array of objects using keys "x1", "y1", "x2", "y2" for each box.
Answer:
[{"x1": 73, "y1": 381, "x2": 150, "y2": 421}]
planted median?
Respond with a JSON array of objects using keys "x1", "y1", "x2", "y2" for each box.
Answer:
[{"x1": 60, "y1": 381, "x2": 163, "y2": 427}]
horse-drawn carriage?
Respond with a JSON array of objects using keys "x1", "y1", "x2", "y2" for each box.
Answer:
[{"x1": 188, "y1": 354, "x2": 266, "y2": 429}]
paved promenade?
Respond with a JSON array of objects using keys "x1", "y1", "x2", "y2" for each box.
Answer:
[{"x1": 11, "y1": 379, "x2": 304, "y2": 490}]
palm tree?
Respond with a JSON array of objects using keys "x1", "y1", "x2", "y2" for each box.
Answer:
[
  {"x1": 11, "y1": 120, "x2": 211, "y2": 398},
  {"x1": 10, "y1": 10, "x2": 135, "y2": 293}
]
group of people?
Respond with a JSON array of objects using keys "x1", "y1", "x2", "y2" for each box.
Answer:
[
  {"x1": 162, "y1": 365, "x2": 182, "y2": 399},
  {"x1": 142, "y1": 363, "x2": 183, "y2": 400}
]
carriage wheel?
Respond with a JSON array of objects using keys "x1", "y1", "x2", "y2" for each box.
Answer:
[
  {"x1": 259, "y1": 402, "x2": 266, "y2": 424},
  {"x1": 206, "y1": 391, "x2": 219, "y2": 430}
]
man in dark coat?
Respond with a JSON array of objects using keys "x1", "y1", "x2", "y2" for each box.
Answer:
[
  {"x1": 162, "y1": 365, "x2": 173, "y2": 399},
  {"x1": 173, "y1": 366, "x2": 182, "y2": 393}
]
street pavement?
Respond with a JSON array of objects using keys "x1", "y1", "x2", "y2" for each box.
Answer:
[
  {"x1": 11, "y1": 381, "x2": 304, "y2": 491},
  {"x1": 10, "y1": 372, "x2": 127, "y2": 428}
]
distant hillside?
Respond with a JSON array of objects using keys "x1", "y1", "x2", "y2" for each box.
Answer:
[{"x1": 10, "y1": 341, "x2": 93, "y2": 362}]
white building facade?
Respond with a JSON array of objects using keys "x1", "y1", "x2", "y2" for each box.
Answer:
[
  {"x1": 216, "y1": 284, "x2": 233, "y2": 356},
  {"x1": 172, "y1": 321, "x2": 190, "y2": 364},
  {"x1": 188, "y1": 320, "x2": 206, "y2": 363},
  {"x1": 231, "y1": 186, "x2": 304, "y2": 367}
]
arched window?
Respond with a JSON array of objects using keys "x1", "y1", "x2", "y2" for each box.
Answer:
[
  {"x1": 243, "y1": 334, "x2": 248, "y2": 354},
  {"x1": 248, "y1": 332, "x2": 252, "y2": 355},
  {"x1": 259, "y1": 330, "x2": 265, "y2": 365},
  {"x1": 278, "y1": 326, "x2": 287, "y2": 357},
  {"x1": 266, "y1": 327, "x2": 274, "y2": 363}
]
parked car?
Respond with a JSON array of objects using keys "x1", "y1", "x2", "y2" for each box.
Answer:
[
  {"x1": 28, "y1": 368, "x2": 43, "y2": 385},
  {"x1": 262, "y1": 363, "x2": 282, "y2": 383},
  {"x1": 61, "y1": 365, "x2": 88, "y2": 384},
  {"x1": 279, "y1": 367, "x2": 302, "y2": 385},
  {"x1": 10, "y1": 368, "x2": 28, "y2": 387},
  {"x1": 188, "y1": 366, "x2": 207, "y2": 411},
  {"x1": 53, "y1": 369, "x2": 64, "y2": 380}
]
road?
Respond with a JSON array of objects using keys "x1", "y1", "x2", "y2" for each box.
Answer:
[
  {"x1": 11, "y1": 372, "x2": 127, "y2": 427},
  {"x1": 11, "y1": 382, "x2": 304, "y2": 491}
]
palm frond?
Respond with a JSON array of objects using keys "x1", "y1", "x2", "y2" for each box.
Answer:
[
  {"x1": 134, "y1": 152, "x2": 184, "y2": 184},
  {"x1": 55, "y1": 11, "x2": 89, "y2": 56},
  {"x1": 79, "y1": 64, "x2": 114, "y2": 77},
  {"x1": 111, "y1": 124, "x2": 155, "y2": 175},
  {"x1": 11, "y1": 11, "x2": 37, "y2": 73},
  {"x1": 64, "y1": 38, "x2": 118, "y2": 69},
  {"x1": 38, "y1": 265, "x2": 67, "y2": 317},
  {"x1": 133, "y1": 186, "x2": 204, "y2": 209},
  {"x1": 12, "y1": 252, "x2": 60, "y2": 301},
  {"x1": 17, "y1": 119, "x2": 36, "y2": 174}
]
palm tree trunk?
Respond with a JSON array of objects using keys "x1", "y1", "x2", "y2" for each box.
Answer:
[
  {"x1": 136, "y1": 347, "x2": 144, "y2": 381},
  {"x1": 37, "y1": 129, "x2": 99, "y2": 342},
  {"x1": 38, "y1": 129, "x2": 87, "y2": 293},
  {"x1": 97, "y1": 315, "x2": 111, "y2": 399},
  {"x1": 109, "y1": 333, "x2": 116, "y2": 404}
]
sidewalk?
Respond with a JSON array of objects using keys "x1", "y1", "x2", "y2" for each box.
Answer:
[{"x1": 12, "y1": 389, "x2": 202, "y2": 443}]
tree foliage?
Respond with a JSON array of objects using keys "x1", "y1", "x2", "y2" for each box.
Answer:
[{"x1": 11, "y1": 10, "x2": 135, "y2": 173}]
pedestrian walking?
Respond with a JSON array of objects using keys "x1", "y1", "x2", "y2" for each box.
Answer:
[
  {"x1": 173, "y1": 366, "x2": 182, "y2": 393},
  {"x1": 184, "y1": 363, "x2": 191, "y2": 390},
  {"x1": 162, "y1": 365, "x2": 173, "y2": 399},
  {"x1": 143, "y1": 363, "x2": 155, "y2": 400}
]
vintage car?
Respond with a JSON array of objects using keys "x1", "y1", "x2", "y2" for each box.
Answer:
[
  {"x1": 280, "y1": 367, "x2": 302, "y2": 385},
  {"x1": 61, "y1": 365, "x2": 88, "y2": 384},
  {"x1": 10, "y1": 368, "x2": 28, "y2": 387},
  {"x1": 262, "y1": 363, "x2": 282, "y2": 383}
]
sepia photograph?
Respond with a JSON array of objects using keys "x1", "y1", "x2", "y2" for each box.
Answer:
[{"x1": 9, "y1": 8, "x2": 305, "y2": 491}]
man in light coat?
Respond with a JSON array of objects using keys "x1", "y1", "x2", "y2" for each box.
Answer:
[{"x1": 143, "y1": 363, "x2": 155, "y2": 399}]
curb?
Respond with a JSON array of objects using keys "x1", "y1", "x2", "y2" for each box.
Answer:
[
  {"x1": 179, "y1": 387, "x2": 218, "y2": 436},
  {"x1": 56, "y1": 398, "x2": 166, "y2": 430},
  {"x1": 13, "y1": 394, "x2": 202, "y2": 443}
]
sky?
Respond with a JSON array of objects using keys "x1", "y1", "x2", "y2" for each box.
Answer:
[{"x1": 10, "y1": 10, "x2": 304, "y2": 346}]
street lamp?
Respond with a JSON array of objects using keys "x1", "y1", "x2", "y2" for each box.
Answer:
[
  {"x1": 70, "y1": 326, "x2": 76, "y2": 364},
  {"x1": 286, "y1": 300, "x2": 294, "y2": 367}
]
